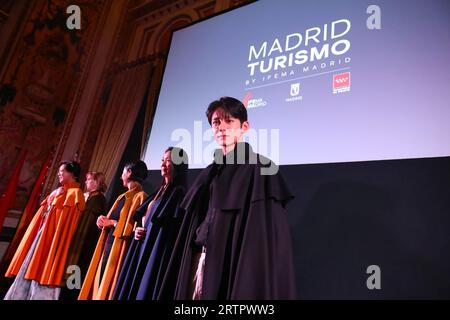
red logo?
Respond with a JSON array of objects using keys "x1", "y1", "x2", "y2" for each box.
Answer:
[
  {"x1": 333, "y1": 72, "x2": 351, "y2": 93},
  {"x1": 242, "y1": 91, "x2": 253, "y2": 108}
]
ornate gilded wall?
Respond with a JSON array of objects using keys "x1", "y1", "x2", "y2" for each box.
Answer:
[
  {"x1": 0, "y1": 0, "x2": 253, "y2": 210},
  {"x1": 0, "y1": 0, "x2": 106, "y2": 209}
]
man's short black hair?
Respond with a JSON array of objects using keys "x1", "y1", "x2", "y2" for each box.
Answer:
[{"x1": 206, "y1": 96, "x2": 247, "y2": 125}]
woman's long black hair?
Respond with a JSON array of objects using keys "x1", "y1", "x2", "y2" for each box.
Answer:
[
  {"x1": 149, "y1": 147, "x2": 188, "y2": 207},
  {"x1": 162, "y1": 146, "x2": 188, "y2": 190}
]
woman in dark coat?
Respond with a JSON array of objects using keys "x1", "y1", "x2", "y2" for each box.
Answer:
[
  {"x1": 113, "y1": 147, "x2": 188, "y2": 300},
  {"x1": 67, "y1": 172, "x2": 107, "y2": 282}
]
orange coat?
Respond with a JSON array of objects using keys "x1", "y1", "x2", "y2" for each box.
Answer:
[
  {"x1": 78, "y1": 184, "x2": 147, "y2": 300},
  {"x1": 5, "y1": 182, "x2": 86, "y2": 287}
]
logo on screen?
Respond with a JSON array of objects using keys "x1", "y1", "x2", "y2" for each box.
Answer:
[
  {"x1": 290, "y1": 83, "x2": 300, "y2": 97},
  {"x1": 286, "y1": 82, "x2": 303, "y2": 102},
  {"x1": 246, "y1": 19, "x2": 352, "y2": 87},
  {"x1": 247, "y1": 98, "x2": 267, "y2": 109},
  {"x1": 333, "y1": 72, "x2": 351, "y2": 94}
]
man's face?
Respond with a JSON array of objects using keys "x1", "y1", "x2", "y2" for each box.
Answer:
[{"x1": 211, "y1": 108, "x2": 249, "y2": 149}]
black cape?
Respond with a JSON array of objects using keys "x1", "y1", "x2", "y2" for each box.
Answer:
[
  {"x1": 112, "y1": 184, "x2": 185, "y2": 300},
  {"x1": 159, "y1": 142, "x2": 297, "y2": 300}
]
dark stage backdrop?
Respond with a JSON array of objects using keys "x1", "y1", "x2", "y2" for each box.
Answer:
[{"x1": 143, "y1": 156, "x2": 450, "y2": 299}]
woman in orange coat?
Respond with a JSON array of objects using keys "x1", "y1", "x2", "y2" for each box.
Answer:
[
  {"x1": 4, "y1": 161, "x2": 85, "y2": 300},
  {"x1": 78, "y1": 160, "x2": 148, "y2": 300}
]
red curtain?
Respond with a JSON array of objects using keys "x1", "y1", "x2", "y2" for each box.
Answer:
[
  {"x1": 0, "y1": 150, "x2": 27, "y2": 234},
  {"x1": 0, "y1": 152, "x2": 51, "y2": 269}
]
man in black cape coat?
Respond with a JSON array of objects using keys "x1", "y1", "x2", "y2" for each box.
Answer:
[{"x1": 159, "y1": 97, "x2": 297, "y2": 300}]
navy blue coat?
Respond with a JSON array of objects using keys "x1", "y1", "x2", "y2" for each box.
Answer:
[{"x1": 112, "y1": 184, "x2": 185, "y2": 300}]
